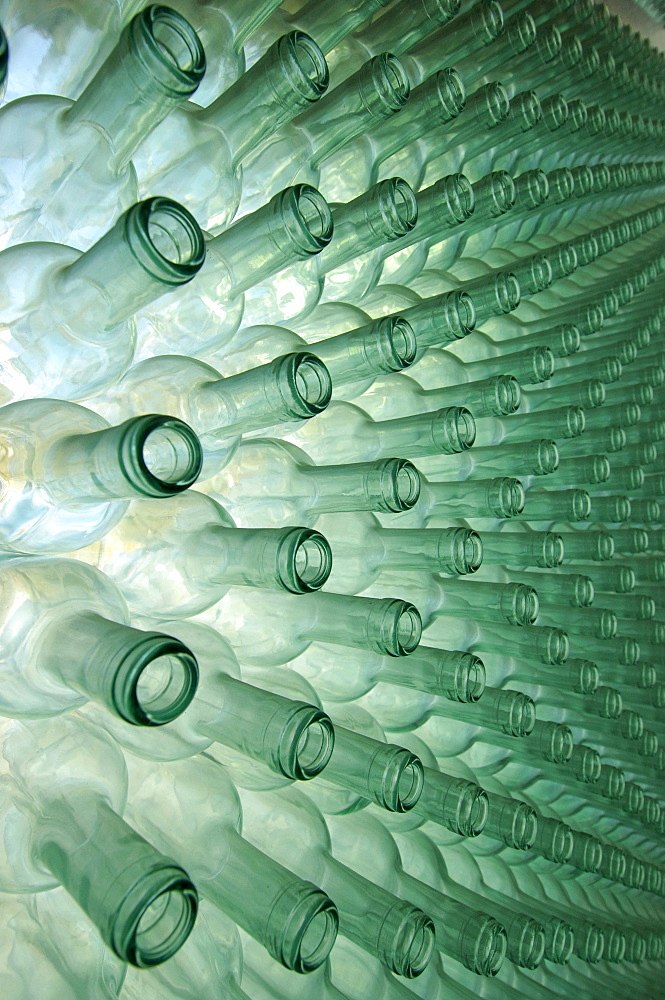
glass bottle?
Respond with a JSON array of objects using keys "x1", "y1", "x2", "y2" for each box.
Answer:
[
  {"x1": 122, "y1": 751, "x2": 338, "y2": 974},
  {"x1": 0, "y1": 196, "x2": 205, "y2": 404},
  {"x1": 197, "y1": 436, "x2": 421, "y2": 528},
  {"x1": 91, "y1": 349, "x2": 332, "y2": 479},
  {"x1": 475, "y1": 405, "x2": 584, "y2": 448},
  {"x1": 0, "y1": 5, "x2": 206, "y2": 250},
  {"x1": 0, "y1": 714, "x2": 198, "y2": 967},
  {"x1": 241, "y1": 177, "x2": 419, "y2": 327},
  {"x1": 418, "y1": 438, "x2": 559, "y2": 481},
  {"x1": 74, "y1": 489, "x2": 333, "y2": 618},
  {"x1": 236, "y1": 782, "x2": 435, "y2": 978},
  {"x1": 131, "y1": 30, "x2": 329, "y2": 232},
  {"x1": 135, "y1": 184, "x2": 334, "y2": 360},
  {"x1": 477, "y1": 529, "x2": 564, "y2": 569},
  {"x1": 239, "y1": 52, "x2": 410, "y2": 217},
  {"x1": 0, "y1": 399, "x2": 201, "y2": 554},
  {"x1": 0, "y1": 556, "x2": 198, "y2": 726},
  {"x1": 417, "y1": 476, "x2": 526, "y2": 522}
]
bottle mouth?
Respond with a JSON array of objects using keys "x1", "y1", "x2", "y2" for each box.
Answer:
[
  {"x1": 548, "y1": 920, "x2": 574, "y2": 965},
  {"x1": 450, "y1": 528, "x2": 483, "y2": 575},
  {"x1": 381, "y1": 903, "x2": 434, "y2": 978},
  {"x1": 443, "y1": 173, "x2": 475, "y2": 223},
  {"x1": 489, "y1": 477, "x2": 525, "y2": 517},
  {"x1": 491, "y1": 375, "x2": 521, "y2": 415},
  {"x1": 464, "y1": 914, "x2": 506, "y2": 976},
  {"x1": 281, "y1": 185, "x2": 334, "y2": 256},
  {"x1": 576, "y1": 659, "x2": 599, "y2": 694},
  {"x1": 125, "y1": 198, "x2": 205, "y2": 284},
  {"x1": 277, "y1": 31, "x2": 329, "y2": 103},
  {"x1": 376, "y1": 458, "x2": 422, "y2": 511},
  {"x1": 501, "y1": 801, "x2": 537, "y2": 850},
  {"x1": 522, "y1": 169, "x2": 549, "y2": 209},
  {"x1": 519, "y1": 90, "x2": 542, "y2": 130},
  {"x1": 598, "y1": 610, "x2": 618, "y2": 640},
  {"x1": 112, "y1": 864, "x2": 197, "y2": 967},
  {"x1": 564, "y1": 406, "x2": 585, "y2": 438},
  {"x1": 509, "y1": 916, "x2": 545, "y2": 970},
  {"x1": 532, "y1": 346, "x2": 554, "y2": 382},
  {"x1": 639, "y1": 664, "x2": 657, "y2": 688},
  {"x1": 481, "y1": 0, "x2": 504, "y2": 39},
  {"x1": 366, "y1": 52, "x2": 410, "y2": 116},
  {"x1": 117, "y1": 637, "x2": 199, "y2": 726},
  {"x1": 501, "y1": 583, "x2": 538, "y2": 625},
  {"x1": 375, "y1": 745, "x2": 424, "y2": 813},
  {"x1": 574, "y1": 745, "x2": 601, "y2": 783},
  {"x1": 538, "y1": 820, "x2": 574, "y2": 864},
  {"x1": 625, "y1": 783, "x2": 644, "y2": 814},
  {"x1": 545, "y1": 94, "x2": 568, "y2": 131},
  {"x1": 539, "y1": 24, "x2": 562, "y2": 61},
  {"x1": 269, "y1": 882, "x2": 338, "y2": 973},
  {"x1": 376, "y1": 177, "x2": 418, "y2": 238},
  {"x1": 435, "y1": 67, "x2": 466, "y2": 120},
  {"x1": 484, "y1": 83, "x2": 510, "y2": 126},
  {"x1": 498, "y1": 690, "x2": 536, "y2": 737},
  {"x1": 601, "y1": 766, "x2": 625, "y2": 800},
  {"x1": 491, "y1": 171, "x2": 516, "y2": 214},
  {"x1": 513, "y1": 12, "x2": 536, "y2": 51},
  {"x1": 277, "y1": 703, "x2": 335, "y2": 781},
  {"x1": 448, "y1": 290, "x2": 476, "y2": 336},
  {"x1": 573, "y1": 574, "x2": 594, "y2": 605},
  {"x1": 595, "y1": 686, "x2": 622, "y2": 718},
  {"x1": 550, "y1": 167, "x2": 574, "y2": 201},
  {"x1": 539, "y1": 626, "x2": 568, "y2": 665},
  {"x1": 278, "y1": 527, "x2": 333, "y2": 593},
  {"x1": 435, "y1": 406, "x2": 476, "y2": 453},
  {"x1": 131, "y1": 5, "x2": 206, "y2": 97},
  {"x1": 122, "y1": 415, "x2": 203, "y2": 496},
  {"x1": 380, "y1": 600, "x2": 422, "y2": 656},
  {"x1": 546, "y1": 724, "x2": 573, "y2": 764},
  {"x1": 494, "y1": 273, "x2": 521, "y2": 314},
  {"x1": 449, "y1": 779, "x2": 489, "y2": 837},
  {"x1": 577, "y1": 924, "x2": 604, "y2": 964},
  {"x1": 277, "y1": 351, "x2": 332, "y2": 418},
  {"x1": 540, "y1": 532, "x2": 564, "y2": 567},
  {"x1": 452, "y1": 651, "x2": 486, "y2": 702},
  {"x1": 376, "y1": 317, "x2": 417, "y2": 371}
]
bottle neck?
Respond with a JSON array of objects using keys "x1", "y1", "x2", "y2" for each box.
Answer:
[
  {"x1": 231, "y1": 0, "x2": 285, "y2": 51},
  {"x1": 195, "y1": 352, "x2": 332, "y2": 436},
  {"x1": 204, "y1": 824, "x2": 338, "y2": 973},
  {"x1": 302, "y1": 457, "x2": 421, "y2": 514},
  {"x1": 375, "y1": 526, "x2": 482, "y2": 575},
  {"x1": 433, "y1": 686, "x2": 536, "y2": 737},
  {"x1": 66, "y1": 6, "x2": 205, "y2": 170},
  {"x1": 55, "y1": 199, "x2": 205, "y2": 334},
  {"x1": 414, "y1": 766, "x2": 488, "y2": 836},
  {"x1": 200, "y1": 32, "x2": 328, "y2": 165},
  {"x1": 294, "y1": 53, "x2": 409, "y2": 168},
  {"x1": 319, "y1": 178, "x2": 417, "y2": 274},
  {"x1": 372, "y1": 406, "x2": 475, "y2": 459},
  {"x1": 409, "y1": 0, "x2": 504, "y2": 80},
  {"x1": 38, "y1": 793, "x2": 197, "y2": 966},
  {"x1": 423, "y1": 476, "x2": 525, "y2": 519},
  {"x1": 475, "y1": 621, "x2": 569, "y2": 666},
  {"x1": 295, "y1": 0, "x2": 394, "y2": 53},
  {"x1": 323, "y1": 726, "x2": 424, "y2": 812},
  {"x1": 432, "y1": 580, "x2": 538, "y2": 626},
  {"x1": 40, "y1": 612, "x2": 198, "y2": 725},
  {"x1": 188, "y1": 524, "x2": 332, "y2": 594},
  {"x1": 500, "y1": 403, "x2": 584, "y2": 444},
  {"x1": 308, "y1": 316, "x2": 417, "y2": 384},
  {"x1": 206, "y1": 185, "x2": 333, "y2": 295},
  {"x1": 426, "y1": 375, "x2": 521, "y2": 417},
  {"x1": 382, "y1": 173, "x2": 474, "y2": 258},
  {"x1": 195, "y1": 675, "x2": 333, "y2": 780},
  {"x1": 377, "y1": 646, "x2": 486, "y2": 702},
  {"x1": 397, "y1": 289, "x2": 476, "y2": 353},
  {"x1": 483, "y1": 793, "x2": 538, "y2": 850},
  {"x1": 355, "y1": 0, "x2": 461, "y2": 55},
  {"x1": 299, "y1": 593, "x2": 421, "y2": 656},
  {"x1": 44, "y1": 414, "x2": 202, "y2": 502},
  {"x1": 479, "y1": 529, "x2": 565, "y2": 570}
]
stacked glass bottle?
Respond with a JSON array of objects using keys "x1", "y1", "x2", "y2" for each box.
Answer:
[{"x1": 0, "y1": 1, "x2": 663, "y2": 998}]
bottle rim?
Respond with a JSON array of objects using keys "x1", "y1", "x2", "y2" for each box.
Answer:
[
  {"x1": 125, "y1": 198, "x2": 205, "y2": 285},
  {"x1": 112, "y1": 634, "x2": 199, "y2": 726},
  {"x1": 110, "y1": 864, "x2": 198, "y2": 967},
  {"x1": 118, "y1": 414, "x2": 203, "y2": 496},
  {"x1": 129, "y1": 5, "x2": 206, "y2": 97}
]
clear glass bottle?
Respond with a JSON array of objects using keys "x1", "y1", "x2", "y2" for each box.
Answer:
[
  {"x1": 132, "y1": 30, "x2": 329, "y2": 232},
  {"x1": 0, "y1": 556, "x2": 198, "y2": 725},
  {"x1": 0, "y1": 196, "x2": 204, "y2": 404},
  {"x1": 0, "y1": 714, "x2": 198, "y2": 967},
  {"x1": 74, "y1": 488, "x2": 333, "y2": 618},
  {"x1": 0, "y1": 5, "x2": 206, "y2": 250},
  {"x1": 0, "y1": 399, "x2": 201, "y2": 553},
  {"x1": 122, "y1": 751, "x2": 338, "y2": 973}
]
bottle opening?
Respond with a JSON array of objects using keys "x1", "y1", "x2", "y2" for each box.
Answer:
[
  {"x1": 504, "y1": 583, "x2": 538, "y2": 625},
  {"x1": 543, "y1": 627, "x2": 568, "y2": 665},
  {"x1": 464, "y1": 530, "x2": 483, "y2": 574},
  {"x1": 455, "y1": 290, "x2": 476, "y2": 333},
  {"x1": 288, "y1": 529, "x2": 332, "y2": 594},
  {"x1": 135, "y1": 652, "x2": 198, "y2": 724},
  {"x1": 388, "y1": 318, "x2": 417, "y2": 369},
  {"x1": 295, "y1": 899, "x2": 338, "y2": 972},
  {"x1": 117, "y1": 869, "x2": 197, "y2": 967},
  {"x1": 511, "y1": 918, "x2": 545, "y2": 970},
  {"x1": 294, "y1": 713, "x2": 335, "y2": 779},
  {"x1": 380, "y1": 458, "x2": 421, "y2": 511},
  {"x1": 127, "y1": 198, "x2": 205, "y2": 284},
  {"x1": 136, "y1": 5, "x2": 205, "y2": 95},
  {"x1": 494, "y1": 375, "x2": 521, "y2": 415},
  {"x1": 460, "y1": 653, "x2": 485, "y2": 702},
  {"x1": 292, "y1": 354, "x2": 333, "y2": 415},
  {"x1": 286, "y1": 31, "x2": 329, "y2": 99},
  {"x1": 599, "y1": 610, "x2": 617, "y2": 640},
  {"x1": 578, "y1": 660, "x2": 599, "y2": 694},
  {"x1": 491, "y1": 477, "x2": 525, "y2": 517},
  {"x1": 565, "y1": 407, "x2": 584, "y2": 438},
  {"x1": 549, "y1": 921, "x2": 574, "y2": 965},
  {"x1": 542, "y1": 533, "x2": 564, "y2": 567},
  {"x1": 398, "y1": 912, "x2": 434, "y2": 978},
  {"x1": 549, "y1": 725, "x2": 573, "y2": 764},
  {"x1": 382, "y1": 54, "x2": 410, "y2": 107},
  {"x1": 152, "y1": 11, "x2": 201, "y2": 72},
  {"x1": 468, "y1": 787, "x2": 489, "y2": 836},
  {"x1": 487, "y1": 83, "x2": 510, "y2": 124},
  {"x1": 290, "y1": 186, "x2": 334, "y2": 253},
  {"x1": 395, "y1": 605, "x2": 423, "y2": 656},
  {"x1": 440, "y1": 68, "x2": 466, "y2": 117},
  {"x1": 383, "y1": 177, "x2": 418, "y2": 237},
  {"x1": 141, "y1": 420, "x2": 203, "y2": 489},
  {"x1": 398, "y1": 758, "x2": 424, "y2": 811}
]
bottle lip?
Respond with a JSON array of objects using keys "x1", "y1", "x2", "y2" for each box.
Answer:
[
  {"x1": 488, "y1": 477, "x2": 525, "y2": 517},
  {"x1": 128, "y1": 5, "x2": 206, "y2": 97},
  {"x1": 274, "y1": 30, "x2": 329, "y2": 105},
  {"x1": 374, "y1": 177, "x2": 418, "y2": 239},
  {"x1": 465, "y1": 914, "x2": 506, "y2": 975},
  {"x1": 377, "y1": 897, "x2": 434, "y2": 977},
  {"x1": 109, "y1": 862, "x2": 198, "y2": 966},
  {"x1": 379, "y1": 599, "x2": 422, "y2": 656},
  {"x1": 364, "y1": 52, "x2": 410, "y2": 116},
  {"x1": 278, "y1": 705, "x2": 335, "y2": 781},
  {"x1": 433, "y1": 406, "x2": 476, "y2": 453},
  {"x1": 118, "y1": 414, "x2": 203, "y2": 496},
  {"x1": 276, "y1": 526, "x2": 333, "y2": 594},
  {"x1": 433, "y1": 67, "x2": 466, "y2": 120},
  {"x1": 269, "y1": 881, "x2": 338, "y2": 973},
  {"x1": 125, "y1": 198, "x2": 205, "y2": 285},
  {"x1": 276, "y1": 184, "x2": 334, "y2": 257},
  {"x1": 375, "y1": 458, "x2": 422, "y2": 512},
  {"x1": 442, "y1": 173, "x2": 475, "y2": 223},
  {"x1": 375, "y1": 317, "x2": 418, "y2": 372},
  {"x1": 111, "y1": 634, "x2": 199, "y2": 726},
  {"x1": 449, "y1": 528, "x2": 483, "y2": 577},
  {"x1": 274, "y1": 351, "x2": 332, "y2": 419}
]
